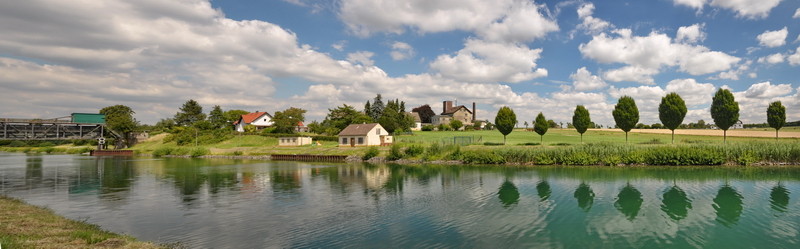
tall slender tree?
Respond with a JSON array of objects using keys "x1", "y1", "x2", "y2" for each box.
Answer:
[
  {"x1": 533, "y1": 112, "x2": 548, "y2": 143},
  {"x1": 174, "y1": 99, "x2": 206, "y2": 126},
  {"x1": 208, "y1": 105, "x2": 226, "y2": 129},
  {"x1": 369, "y1": 94, "x2": 385, "y2": 121},
  {"x1": 710, "y1": 89, "x2": 739, "y2": 143},
  {"x1": 612, "y1": 96, "x2": 639, "y2": 143},
  {"x1": 659, "y1": 93, "x2": 687, "y2": 144},
  {"x1": 572, "y1": 105, "x2": 591, "y2": 143},
  {"x1": 495, "y1": 106, "x2": 517, "y2": 145},
  {"x1": 364, "y1": 101, "x2": 372, "y2": 120},
  {"x1": 767, "y1": 101, "x2": 786, "y2": 140}
]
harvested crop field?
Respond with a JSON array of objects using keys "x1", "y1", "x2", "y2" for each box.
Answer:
[{"x1": 598, "y1": 128, "x2": 800, "y2": 138}]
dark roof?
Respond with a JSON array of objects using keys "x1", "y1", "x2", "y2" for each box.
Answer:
[
  {"x1": 338, "y1": 123, "x2": 380, "y2": 136},
  {"x1": 441, "y1": 105, "x2": 472, "y2": 115},
  {"x1": 408, "y1": 112, "x2": 421, "y2": 122},
  {"x1": 234, "y1": 112, "x2": 272, "y2": 125}
]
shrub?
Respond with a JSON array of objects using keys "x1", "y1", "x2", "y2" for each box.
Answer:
[
  {"x1": 232, "y1": 151, "x2": 243, "y2": 156},
  {"x1": 9, "y1": 141, "x2": 26, "y2": 147},
  {"x1": 458, "y1": 150, "x2": 506, "y2": 164},
  {"x1": 639, "y1": 139, "x2": 663, "y2": 145},
  {"x1": 190, "y1": 147, "x2": 209, "y2": 157},
  {"x1": 404, "y1": 144, "x2": 425, "y2": 157},
  {"x1": 386, "y1": 144, "x2": 404, "y2": 161},
  {"x1": 484, "y1": 142, "x2": 505, "y2": 146},
  {"x1": 517, "y1": 142, "x2": 540, "y2": 146},
  {"x1": 421, "y1": 125, "x2": 435, "y2": 131},
  {"x1": 152, "y1": 147, "x2": 174, "y2": 157},
  {"x1": 66, "y1": 147, "x2": 92, "y2": 154},
  {"x1": 362, "y1": 146, "x2": 379, "y2": 160}
]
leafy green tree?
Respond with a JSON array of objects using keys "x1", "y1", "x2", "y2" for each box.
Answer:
[
  {"x1": 99, "y1": 105, "x2": 138, "y2": 146},
  {"x1": 154, "y1": 118, "x2": 175, "y2": 132},
  {"x1": 369, "y1": 94, "x2": 385, "y2": 121},
  {"x1": 659, "y1": 92, "x2": 687, "y2": 144},
  {"x1": 174, "y1": 99, "x2": 206, "y2": 126},
  {"x1": 612, "y1": 96, "x2": 639, "y2": 143},
  {"x1": 378, "y1": 99, "x2": 414, "y2": 133},
  {"x1": 223, "y1": 109, "x2": 249, "y2": 129},
  {"x1": 710, "y1": 89, "x2": 739, "y2": 143},
  {"x1": 767, "y1": 101, "x2": 786, "y2": 139},
  {"x1": 547, "y1": 119, "x2": 558, "y2": 128},
  {"x1": 572, "y1": 105, "x2": 591, "y2": 143},
  {"x1": 523, "y1": 121, "x2": 529, "y2": 129},
  {"x1": 534, "y1": 112, "x2": 548, "y2": 143},
  {"x1": 321, "y1": 104, "x2": 372, "y2": 134},
  {"x1": 450, "y1": 119, "x2": 463, "y2": 131},
  {"x1": 272, "y1": 107, "x2": 306, "y2": 134},
  {"x1": 364, "y1": 101, "x2": 372, "y2": 120},
  {"x1": 495, "y1": 106, "x2": 517, "y2": 145},
  {"x1": 208, "y1": 105, "x2": 226, "y2": 130}
]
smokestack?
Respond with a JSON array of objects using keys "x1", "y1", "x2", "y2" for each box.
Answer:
[
  {"x1": 472, "y1": 102, "x2": 476, "y2": 122},
  {"x1": 443, "y1": 101, "x2": 447, "y2": 114}
]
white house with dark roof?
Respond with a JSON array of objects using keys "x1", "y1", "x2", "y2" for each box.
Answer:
[
  {"x1": 338, "y1": 123, "x2": 392, "y2": 146},
  {"x1": 234, "y1": 111, "x2": 273, "y2": 132}
]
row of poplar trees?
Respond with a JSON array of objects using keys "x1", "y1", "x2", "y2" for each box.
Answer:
[{"x1": 494, "y1": 88, "x2": 787, "y2": 144}]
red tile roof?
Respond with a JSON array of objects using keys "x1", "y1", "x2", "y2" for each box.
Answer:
[{"x1": 234, "y1": 112, "x2": 271, "y2": 125}]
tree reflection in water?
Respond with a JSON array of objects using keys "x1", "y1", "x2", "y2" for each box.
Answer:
[
  {"x1": 498, "y1": 180, "x2": 520, "y2": 208},
  {"x1": 661, "y1": 185, "x2": 692, "y2": 221},
  {"x1": 770, "y1": 184, "x2": 789, "y2": 213},
  {"x1": 615, "y1": 183, "x2": 643, "y2": 221},
  {"x1": 712, "y1": 185, "x2": 743, "y2": 227},
  {"x1": 573, "y1": 183, "x2": 595, "y2": 212},
  {"x1": 536, "y1": 181, "x2": 551, "y2": 201}
]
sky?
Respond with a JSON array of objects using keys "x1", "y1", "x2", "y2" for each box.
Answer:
[{"x1": 1, "y1": 0, "x2": 799, "y2": 127}]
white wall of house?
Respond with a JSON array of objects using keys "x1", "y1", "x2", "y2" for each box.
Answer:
[
  {"x1": 279, "y1": 137, "x2": 312, "y2": 146},
  {"x1": 235, "y1": 122, "x2": 246, "y2": 132},
  {"x1": 338, "y1": 125, "x2": 390, "y2": 146},
  {"x1": 251, "y1": 115, "x2": 273, "y2": 127}
]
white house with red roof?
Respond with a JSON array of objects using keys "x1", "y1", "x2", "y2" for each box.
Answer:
[{"x1": 234, "y1": 111, "x2": 273, "y2": 132}]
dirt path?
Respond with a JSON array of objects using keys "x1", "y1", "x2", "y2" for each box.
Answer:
[{"x1": 596, "y1": 129, "x2": 800, "y2": 138}]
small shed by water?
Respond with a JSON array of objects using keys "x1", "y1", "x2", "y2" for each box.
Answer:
[{"x1": 279, "y1": 137, "x2": 312, "y2": 146}]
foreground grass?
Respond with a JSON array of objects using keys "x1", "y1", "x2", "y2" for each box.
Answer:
[{"x1": 0, "y1": 196, "x2": 162, "y2": 249}]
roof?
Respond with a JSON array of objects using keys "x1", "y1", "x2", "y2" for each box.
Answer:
[
  {"x1": 338, "y1": 123, "x2": 380, "y2": 136},
  {"x1": 408, "y1": 112, "x2": 421, "y2": 122},
  {"x1": 234, "y1": 112, "x2": 271, "y2": 125},
  {"x1": 441, "y1": 105, "x2": 472, "y2": 115}
]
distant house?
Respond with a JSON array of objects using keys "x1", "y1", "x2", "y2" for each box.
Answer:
[
  {"x1": 732, "y1": 120, "x2": 744, "y2": 129},
  {"x1": 432, "y1": 101, "x2": 476, "y2": 129},
  {"x1": 234, "y1": 112, "x2": 273, "y2": 132},
  {"x1": 408, "y1": 112, "x2": 422, "y2": 131},
  {"x1": 338, "y1": 123, "x2": 392, "y2": 147},
  {"x1": 278, "y1": 137, "x2": 312, "y2": 146},
  {"x1": 295, "y1": 121, "x2": 309, "y2": 133}
]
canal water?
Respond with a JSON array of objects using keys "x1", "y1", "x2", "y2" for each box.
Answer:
[{"x1": 1, "y1": 152, "x2": 798, "y2": 248}]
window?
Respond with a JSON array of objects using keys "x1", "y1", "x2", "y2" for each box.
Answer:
[
  {"x1": 341, "y1": 138, "x2": 347, "y2": 144},
  {"x1": 264, "y1": 119, "x2": 267, "y2": 122},
  {"x1": 358, "y1": 137, "x2": 364, "y2": 144},
  {"x1": 376, "y1": 128, "x2": 380, "y2": 135}
]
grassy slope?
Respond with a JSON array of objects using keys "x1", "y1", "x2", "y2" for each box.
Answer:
[
  {"x1": 0, "y1": 196, "x2": 162, "y2": 249},
  {"x1": 395, "y1": 129, "x2": 795, "y2": 146}
]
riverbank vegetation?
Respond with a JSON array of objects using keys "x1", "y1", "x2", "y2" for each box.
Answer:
[{"x1": 0, "y1": 196, "x2": 162, "y2": 249}]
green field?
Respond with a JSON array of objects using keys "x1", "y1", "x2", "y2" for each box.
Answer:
[{"x1": 395, "y1": 128, "x2": 797, "y2": 146}]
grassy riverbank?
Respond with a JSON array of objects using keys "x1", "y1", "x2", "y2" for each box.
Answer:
[
  {"x1": 3, "y1": 128, "x2": 799, "y2": 166},
  {"x1": 0, "y1": 196, "x2": 162, "y2": 249}
]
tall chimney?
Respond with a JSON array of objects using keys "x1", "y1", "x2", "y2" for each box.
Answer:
[
  {"x1": 472, "y1": 102, "x2": 476, "y2": 122},
  {"x1": 442, "y1": 101, "x2": 447, "y2": 114}
]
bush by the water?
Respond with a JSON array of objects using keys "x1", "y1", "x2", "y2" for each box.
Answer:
[
  {"x1": 404, "y1": 144, "x2": 425, "y2": 157},
  {"x1": 362, "y1": 146, "x2": 379, "y2": 160},
  {"x1": 386, "y1": 144, "x2": 404, "y2": 161}
]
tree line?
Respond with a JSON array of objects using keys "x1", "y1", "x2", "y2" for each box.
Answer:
[{"x1": 494, "y1": 89, "x2": 787, "y2": 144}]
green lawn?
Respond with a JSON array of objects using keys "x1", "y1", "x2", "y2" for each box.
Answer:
[{"x1": 396, "y1": 128, "x2": 796, "y2": 146}]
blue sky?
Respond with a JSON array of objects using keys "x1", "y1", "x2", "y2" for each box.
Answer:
[{"x1": 1, "y1": 0, "x2": 799, "y2": 126}]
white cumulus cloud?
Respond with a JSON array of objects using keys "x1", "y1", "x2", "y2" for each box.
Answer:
[
  {"x1": 569, "y1": 67, "x2": 607, "y2": 91},
  {"x1": 758, "y1": 53, "x2": 785, "y2": 64},
  {"x1": 429, "y1": 39, "x2": 548, "y2": 83},
  {"x1": 676, "y1": 23, "x2": 706, "y2": 43},
  {"x1": 673, "y1": 0, "x2": 782, "y2": 19},
  {"x1": 789, "y1": 47, "x2": 800, "y2": 66},
  {"x1": 744, "y1": 81, "x2": 793, "y2": 99},
  {"x1": 346, "y1": 51, "x2": 375, "y2": 66},
  {"x1": 339, "y1": 0, "x2": 558, "y2": 43},
  {"x1": 757, "y1": 27, "x2": 788, "y2": 48},
  {"x1": 576, "y1": 3, "x2": 611, "y2": 34},
  {"x1": 580, "y1": 29, "x2": 740, "y2": 84},
  {"x1": 390, "y1": 42, "x2": 415, "y2": 61}
]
